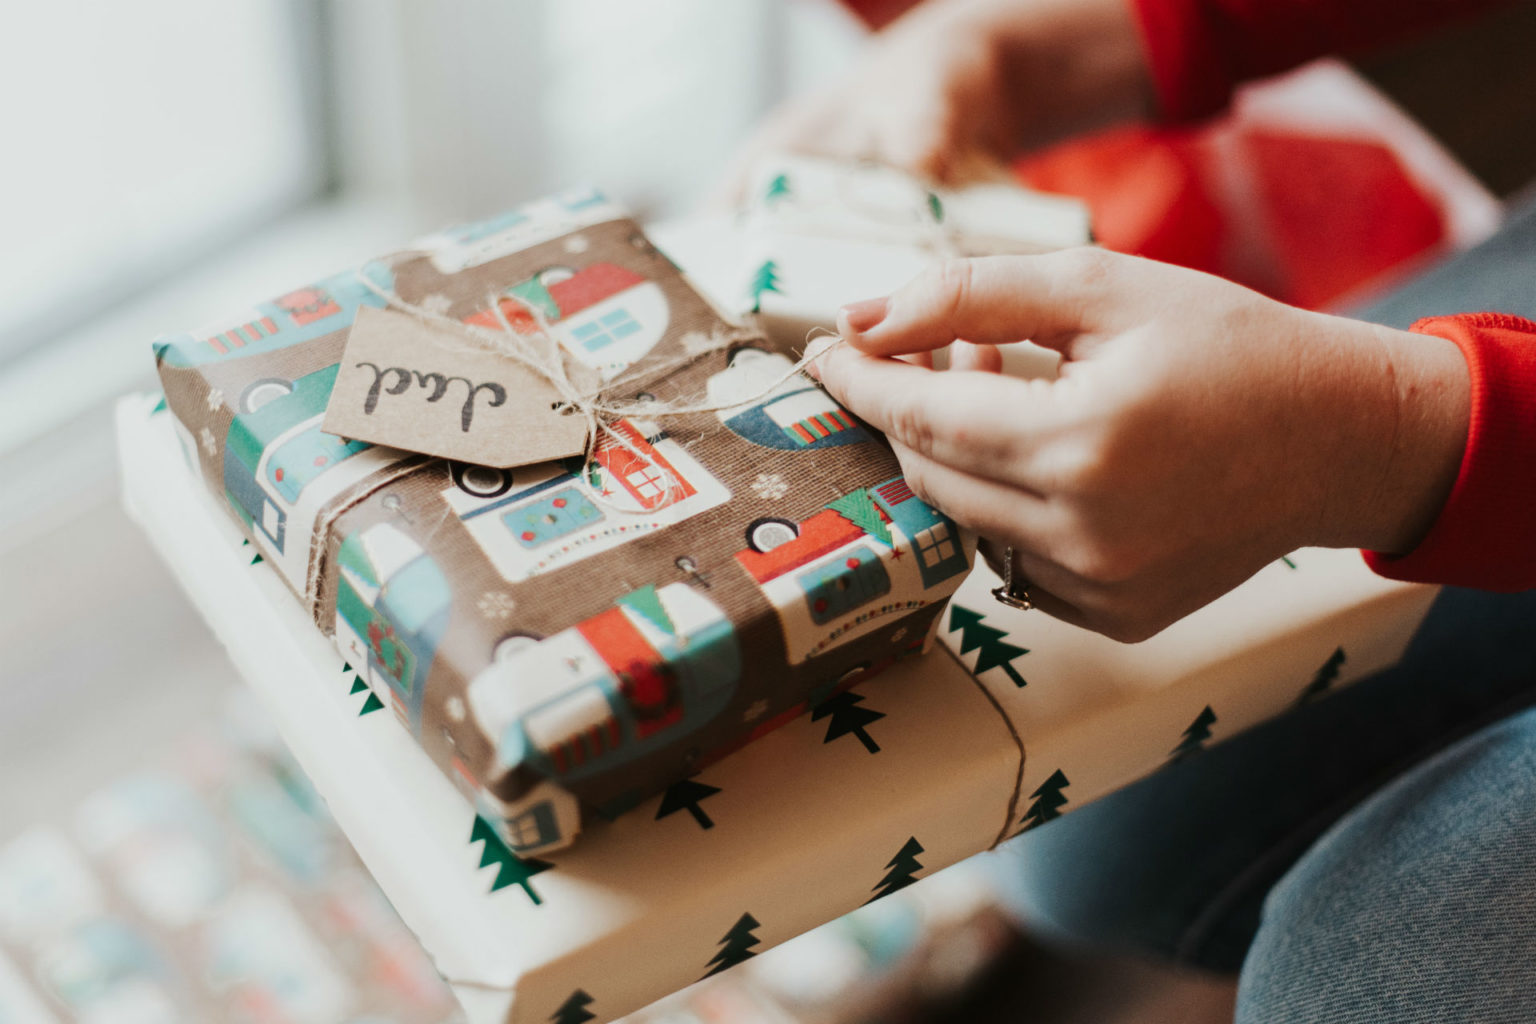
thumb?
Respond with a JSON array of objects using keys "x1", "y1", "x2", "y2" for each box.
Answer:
[{"x1": 837, "y1": 250, "x2": 1110, "y2": 358}]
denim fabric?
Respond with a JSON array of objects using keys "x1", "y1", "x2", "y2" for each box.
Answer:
[
  {"x1": 1002, "y1": 587, "x2": 1536, "y2": 1004},
  {"x1": 1238, "y1": 700, "x2": 1536, "y2": 1022}
]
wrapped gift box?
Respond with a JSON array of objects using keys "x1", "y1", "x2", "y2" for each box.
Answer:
[
  {"x1": 149, "y1": 192, "x2": 977, "y2": 858},
  {"x1": 736, "y1": 156, "x2": 1091, "y2": 351},
  {"x1": 119, "y1": 388, "x2": 1438, "y2": 1024}
]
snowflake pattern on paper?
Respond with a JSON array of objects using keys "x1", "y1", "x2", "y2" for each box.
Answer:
[
  {"x1": 419, "y1": 293, "x2": 454, "y2": 316},
  {"x1": 199, "y1": 427, "x2": 217, "y2": 456},
  {"x1": 477, "y1": 591, "x2": 516, "y2": 620},
  {"x1": 563, "y1": 234, "x2": 590, "y2": 254},
  {"x1": 742, "y1": 698, "x2": 769, "y2": 723},
  {"x1": 751, "y1": 473, "x2": 789, "y2": 501},
  {"x1": 445, "y1": 696, "x2": 466, "y2": 723},
  {"x1": 889, "y1": 627, "x2": 908, "y2": 644},
  {"x1": 205, "y1": 388, "x2": 224, "y2": 411}
]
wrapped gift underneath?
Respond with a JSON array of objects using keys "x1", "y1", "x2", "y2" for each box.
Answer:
[{"x1": 151, "y1": 190, "x2": 975, "y2": 857}]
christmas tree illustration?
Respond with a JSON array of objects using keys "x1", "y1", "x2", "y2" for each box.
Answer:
[
  {"x1": 704, "y1": 912, "x2": 762, "y2": 978},
  {"x1": 748, "y1": 259, "x2": 783, "y2": 313},
  {"x1": 866, "y1": 837, "x2": 925, "y2": 903},
  {"x1": 947, "y1": 605, "x2": 1028, "y2": 687},
  {"x1": 655, "y1": 777, "x2": 723, "y2": 830},
  {"x1": 358, "y1": 691, "x2": 385, "y2": 716},
  {"x1": 549, "y1": 990, "x2": 595, "y2": 1024},
  {"x1": 469, "y1": 816, "x2": 552, "y2": 903},
  {"x1": 1297, "y1": 647, "x2": 1346, "y2": 706},
  {"x1": 925, "y1": 191, "x2": 944, "y2": 223},
  {"x1": 764, "y1": 173, "x2": 792, "y2": 204},
  {"x1": 241, "y1": 538, "x2": 263, "y2": 565},
  {"x1": 1168, "y1": 706, "x2": 1217, "y2": 764},
  {"x1": 1017, "y1": 769, "x2": 1069, "y2": 834},
  {"x1": 812, "y1": 690, "x2": 885, "y2": 753},
  {"x1": 827, "y1": 489, "x2": 893, "y2": 546}
]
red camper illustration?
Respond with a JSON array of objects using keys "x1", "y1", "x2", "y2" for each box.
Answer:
[
  {"x1": 463, "y1": 262, "x2": 669, "y2": 380},
  {"x1": 735, "y1": 477, "x2": 970, "y2": 663}
]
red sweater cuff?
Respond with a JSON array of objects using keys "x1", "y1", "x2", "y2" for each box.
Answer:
[{"x1": 1364, "y1": 314, "x2": 1536, "y2": 591}]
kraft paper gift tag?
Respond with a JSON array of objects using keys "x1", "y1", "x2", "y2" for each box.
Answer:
[{"x1": 323, "y1": 307, "x2": 591, "y2": 468}]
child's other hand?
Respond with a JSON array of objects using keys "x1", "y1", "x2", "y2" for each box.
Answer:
[
  {"x1": 711, "y1": 0, "x2": 1149, "y2": 207},
  {"x1": 809, "y1": 251, "x2": 1470, "y2": 641}
]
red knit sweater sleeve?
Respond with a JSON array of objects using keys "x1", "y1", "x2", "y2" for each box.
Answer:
[
  {"x1": 1364, "y1": 315, "x2": 1536, "y2": 591},
  {"x1": 1129, "y1": 0, "x2": 1510, "y2": 121}
]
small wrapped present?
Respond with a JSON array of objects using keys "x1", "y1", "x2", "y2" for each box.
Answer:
[
  {"x1": 737, "y1": 155, "x2": 1091, "y2": 348},
  {"x1": 151, "y1": 191, "x2": 975, "y2": 856},
  {"x1": 119, "y1": 392, "x2": 1439, "y2": 1024}
]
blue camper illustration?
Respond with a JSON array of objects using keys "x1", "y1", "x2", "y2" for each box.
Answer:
[
  {"x1": 466, "y1": 583, "x2": 740, "y2": 850},
  {"x1": 333, "y1": 522, "x2": 452, "y2": 731},
  {"x1": 707, "y1": 347, "x2": 870, "y2": 450},
  {"x1": 154, "y1": 264, "x2": 394, "y2": 368}
]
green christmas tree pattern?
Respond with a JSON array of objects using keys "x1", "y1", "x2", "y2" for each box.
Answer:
[
  {"x1": 947, "y1": 605, "x2": 1028, "y2": 687},
  {"x1": 812, "y1": 690, "x2": 885, "y2": 753},
  {"x1": 866, "y1": 837, "x2": 925, "y2": 903},
  {"x1": 469, "y1": 816, "x2": 553, "y2": 903},
  {"x1": 826, "y1": 489, "x2": 893, "y2": 547},
  {"x1": 748, "y1": 259, "x2": 783, "y2": 314},
  {"x1": 549, "y1": 990, "x2": 596, "y2": 1024},
  {"x1": 655, "y1": 777, "x2": 723, "y2": 830},
  {"x1": 1017, "y1": 769, "x2": 1069, "y2": 834},
  {"x1": 925, "y1": 191, "x2": 944, "y2": 223},
  {"x1": 241, "y1": 538, "x2": 264, "y2": 566},
  {"x1": 1168, "y1": 706, "x2": 1217, "y2": 764},
  {"x1": 764, "y1": 173, "x2": 792, "y2": 204},
  {"x1": 619, "y1": 584, "x2": 674, "y2": 635},
  {"x1": 704, "y1": 912, "x2": 762, "y2": 978},
  {"x1": 1297, "y1": 647, "x2": 1345, "y2": 706}
]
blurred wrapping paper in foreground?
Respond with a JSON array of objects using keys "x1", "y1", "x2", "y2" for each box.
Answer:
[
  {"x1": 150, "y1": 191, "x2": 976, "y2": 858},
  {"x1": 120, "y1": 377, "x2": 1437, "y2": 1022}
]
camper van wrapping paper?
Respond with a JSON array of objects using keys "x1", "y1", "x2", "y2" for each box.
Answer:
[
  {"x1": 738, "y1": 156, "x2": 1092, "y2": 347},
  {"x1": 119, "y1": 394, "x2": 1440, "y2": 1024},
  {"x1": 151, "y1": 190, "x2": 976, "y2": 859}
]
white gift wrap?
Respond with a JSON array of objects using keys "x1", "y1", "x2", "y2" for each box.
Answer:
[
  {"x1": 120, "y1": 382, "x2": 1436, "y2": 1024},
  {"x1": 731, "y1": 156, "x2": 1093, "y2": 352}
]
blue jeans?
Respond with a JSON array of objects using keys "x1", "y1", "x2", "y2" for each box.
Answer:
[{"x1": 1004, "y1": 587, "x2": 1536, "y2": 1022}]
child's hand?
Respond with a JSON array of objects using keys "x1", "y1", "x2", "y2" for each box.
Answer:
[
  {"x1": 809, "y1": 251, "x2": 1470, "y2": 641},
  {"x1": 712, "y1": 0, "x2": 1149, "y2": 205}
]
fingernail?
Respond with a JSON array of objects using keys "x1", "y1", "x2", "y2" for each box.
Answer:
[{"x1": 838, "y1": 296, "x2": 889, "y2": 335}]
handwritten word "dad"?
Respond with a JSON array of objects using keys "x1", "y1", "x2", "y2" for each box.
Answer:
[{"x1": 356, "y1": 362, "x2": 508, "y2": 432}]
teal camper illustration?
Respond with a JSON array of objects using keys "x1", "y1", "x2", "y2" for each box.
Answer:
[
  {"x1": 468, "y1": 583, "x2": 741, "y2": 851},
  {"x1": 708, "y1": 347, "x2": 869, "y2": 450},
  {"x1": 439, "y1": 418, "x2": 730, "y2": 584},
  {"x1": 221, "y1": 364, "x2": 411, "y2": 593},
  {"x1": 736, "y1": 477, "x2": 969, "y2": 663},
  {"x1": 153, "y1": 265, "x2": 394, "y2": 368},
  {"x1": 333, "y1": 523, "x2": 453, "y2": 731}
]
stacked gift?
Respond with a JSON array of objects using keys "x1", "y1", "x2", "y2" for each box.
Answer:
[
  {"x1": 120, "y1": 389, "x2": 1437, "y2": 1024},
  {"x1": 151, "y1": 189, "x2": 978, "y2": 857},
  {"x1": 131, "y1": 180, "x2": 1443, "y2": 1023}
]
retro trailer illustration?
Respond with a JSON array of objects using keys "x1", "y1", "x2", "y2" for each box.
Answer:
[
  {"x1": 707, "y1": 346, "x2": 871, "y2": 450},
  {"x1": 221, "y1": 364, "x2": 412, "y2": 593},
  {"x1": 466, "y1": 583, "x2": 741, "y2": 852},
  {"x1": 153, "y1": 264, "x2": 394, "y2": 369},
  {"x1": 461, "y1": 260, "x2": 669, "y2": 380},
  {"x1": 440, "y1": 418, "x2": 730, "y2": 584},
  {"x1": 333, "y1": 522, "x2": 453, "y2": 732},
  {"x1": 736, "y1": 476, "x2": 970, "y2": 663}
]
